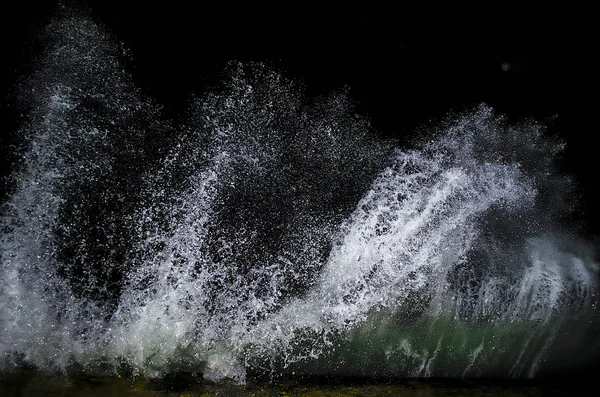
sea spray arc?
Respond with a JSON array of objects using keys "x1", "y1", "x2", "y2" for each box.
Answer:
[
  {"x1": 234, "y1": 109, "x2": 600, "y2": 379},
  {"x1": 0, "y1": 7, "x2": 169, "y2": 371},
  {"x1": 1, "y1": 7, "x2": 599, "y2": 383},
  {"x1": 108, "y1": 63, "x2": 393, "y2": 381}
]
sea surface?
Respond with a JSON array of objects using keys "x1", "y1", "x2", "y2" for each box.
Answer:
[{"x1": 1, "y1": 371, "x2": 593, "y2": 396}]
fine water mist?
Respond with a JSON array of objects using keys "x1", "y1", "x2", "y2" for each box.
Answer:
[{"x1": 1, "y1": 6, "x2": 598, "y2": 384}]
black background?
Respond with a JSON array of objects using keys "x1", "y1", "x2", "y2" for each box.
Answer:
[{"x1": 1, "y1": 3, "x2": 585, "y2": 234}]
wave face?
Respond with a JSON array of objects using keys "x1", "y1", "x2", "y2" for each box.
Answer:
[{"x1": 1, "y1": 7, "x2": 599, "y2": 383}]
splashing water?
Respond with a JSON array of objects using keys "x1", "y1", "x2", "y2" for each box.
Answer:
[{"x1": 1, "y1": 7, "x2": 598, "y2": 383}]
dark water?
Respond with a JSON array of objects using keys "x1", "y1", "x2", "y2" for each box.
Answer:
[
  {"x1": 0, "y1": 371, "x2": 592, "y2": 396},
  {"x1": 1, "y1": 4, "x2": 598, "y2": 389}
]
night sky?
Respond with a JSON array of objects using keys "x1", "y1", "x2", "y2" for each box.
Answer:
[{"x1": 1, "y1": 4, "x2": 583, "y2": 234}]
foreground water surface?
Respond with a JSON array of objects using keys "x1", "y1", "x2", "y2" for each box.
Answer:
[{"x1": 1, "y1": 371, "x2": 594, "y2": 396}]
